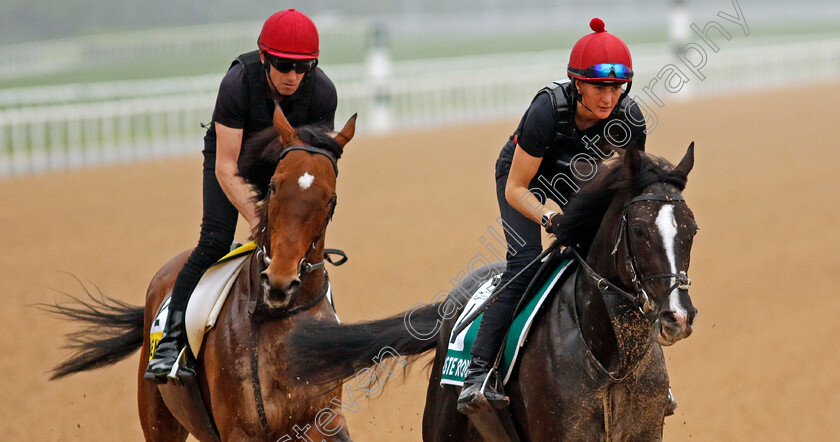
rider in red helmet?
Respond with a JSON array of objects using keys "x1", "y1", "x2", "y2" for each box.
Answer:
[
  {"x1": 457, "y1": 18, "x2": 648, "y2": 413},
  {"x1": 145, "y1": 9, "x2": 338, "y2": 383}
]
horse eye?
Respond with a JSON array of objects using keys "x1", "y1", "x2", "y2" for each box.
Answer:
[{"x1": 631, "y1": 224, "x2": 645, "y2": 235}]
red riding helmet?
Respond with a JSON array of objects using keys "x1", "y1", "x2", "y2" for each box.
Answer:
[
  {"x1": 567, "y1": 18, "x2": 633, "y2": 84},
  {"x1": 257, "y1": 9, "x2": 319, "y2": 60}
]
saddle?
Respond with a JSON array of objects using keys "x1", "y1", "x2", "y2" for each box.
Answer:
[
  {"x1": 184, "y1": 242, "x2": 256, "y2": 357},
  {"x1": 442, "y1": 252, "x2": 576, "y2": 386}
]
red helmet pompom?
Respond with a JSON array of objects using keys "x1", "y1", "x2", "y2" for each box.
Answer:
[{"x1": 590, "y1": 18, "x2": 605, "y2": 33}]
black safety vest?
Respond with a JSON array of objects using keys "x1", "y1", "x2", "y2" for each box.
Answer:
[
  {"x1": 533, "y1": 79, "x2": 644, "y2": 156},
  {"x1": 204, "y1": 50, "x2": 318, "y2": 149},
  {"x1": 503, "y1": 80, "x2": 646, "y2": 206}
]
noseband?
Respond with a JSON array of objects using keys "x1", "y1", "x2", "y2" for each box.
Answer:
[{"x1": 575, "y1": 193, "x2": 691, "y2": 317}]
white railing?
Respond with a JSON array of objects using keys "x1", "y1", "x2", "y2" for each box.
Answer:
[
  {"x1": 1, "y1": 33, "x2": 839, "y2": 177},
  {"x1": 0, "y1": 22, "x2": 259, "y2": 80}
]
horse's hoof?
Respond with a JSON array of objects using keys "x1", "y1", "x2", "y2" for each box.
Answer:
[{"x1": 665, "y1": 395, "x2": 678, "y2": 416}]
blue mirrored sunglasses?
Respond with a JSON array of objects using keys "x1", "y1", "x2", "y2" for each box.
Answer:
[{"x1": 585, "y1": 63, "x2": 633, "y2": 80}]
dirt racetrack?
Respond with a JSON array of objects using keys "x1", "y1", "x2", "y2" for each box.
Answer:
[{"x1": 2, "y1": 82, "x2": 839, "y2": 441}]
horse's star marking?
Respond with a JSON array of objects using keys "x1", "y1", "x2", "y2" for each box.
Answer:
[{"x1": 298, "y1": 172, "x2": 314, "y2": 190}]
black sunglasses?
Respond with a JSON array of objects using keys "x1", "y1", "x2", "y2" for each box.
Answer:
[{"x1": 266, "y1": 56, "x2": 318, "y2": 74}]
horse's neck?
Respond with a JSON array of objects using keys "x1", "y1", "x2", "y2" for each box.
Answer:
[{"x1": 574, "y1": 195, "x2": 654, "y2": 375}]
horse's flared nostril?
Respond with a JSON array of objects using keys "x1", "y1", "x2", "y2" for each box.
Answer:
[
  {"x1": 661, "y1": 310, "x2": 687, "y2": 329},
  {"x1": 688, "y1": 308, "x2": 698, "y2": 326},
  {"x1": 284, "y1": 279, "x2": 301, "y2": 296},
  {"x1": 260, "y1": 272, "x2": 270, "y2": 291}
]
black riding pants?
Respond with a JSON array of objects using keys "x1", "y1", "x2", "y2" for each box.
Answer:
[
  {"x1": 471, "y1": 152, "x2": 543, "y2": 361},
  {"x1": 168, "y1": 150, "x2": 239, "y2": 317}
]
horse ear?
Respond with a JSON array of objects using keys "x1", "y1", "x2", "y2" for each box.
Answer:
[
  {"x1": 675, "y1": 141, "x2": 695, "y2": 177},
  {"x1": 624, "y1": 142, "x2": 642, "y2": 176},
  {"x1": 273, "y1": 105, "x2": 299, "y2": 147},
  {"x1": 333, "y1": 113, "x2": 357, "y2": 148}
]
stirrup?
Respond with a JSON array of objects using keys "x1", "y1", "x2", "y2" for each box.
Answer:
[
  {"x1": 458, "y1": 366, "x2": 509, "y2": 414},
  {"x1": 167, "y1": 347, "x2": 196, "y2": 385},
  {"x1": 478, "y1": 367, "x2": 509, "y2": 409}
]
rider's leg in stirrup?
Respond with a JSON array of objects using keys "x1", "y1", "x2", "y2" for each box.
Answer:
[
  {"x1": 144, "y1": 275, "x2": 196, "y2": 384},
  {"x1": 457, "y1": 290, "x2": 519, "y2": 414},
  {"x1": 145, "y1": 149, "x2": 238, "y2": 384}
]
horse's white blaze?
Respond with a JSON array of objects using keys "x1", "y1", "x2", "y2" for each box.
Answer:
[
  {"x1": 298, "y1": 172, "x2": 314, "y2": 190},
  {"x1": 656, "y1": 205, "x2": 686, "y2": 320}
]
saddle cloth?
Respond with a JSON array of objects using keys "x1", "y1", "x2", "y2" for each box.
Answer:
[
  {"x1": 149, "y1": 242, "x2": 256, "y2": 360},
  {"x1": 440, "y1": 259, "x2": 573, "y2": 387}
]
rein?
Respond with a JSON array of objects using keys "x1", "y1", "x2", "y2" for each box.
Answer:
[{"x1": 575, "y1": 193, "x2": 691, "y2": 318}]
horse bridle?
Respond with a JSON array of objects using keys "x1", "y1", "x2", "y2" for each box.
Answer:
[
  {"x1": 254, "y1": 145, "x2": 339, "y2": 279},
  {"x1": 575, "y1": 193, "x2": 691, "y2": 316}
]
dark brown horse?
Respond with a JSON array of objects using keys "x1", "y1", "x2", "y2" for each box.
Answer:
[
  {"x1": 285, "y1": 143, "x2": 698, "y2": 441},
  {"x1": 44, "y1": 108, "x2": 358, "y2": 441}
]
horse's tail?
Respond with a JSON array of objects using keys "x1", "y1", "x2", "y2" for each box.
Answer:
[
  {"x1": 40, "y1": 284, "x2": 145, "y2": 380},
  {"x1": 287, "y1": 303, "x2": 442, "y2": 386}
]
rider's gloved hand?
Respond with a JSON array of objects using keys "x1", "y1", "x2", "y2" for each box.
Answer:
[{"x1": 543, "y1": 212, "x2": 563, "y2": 235}]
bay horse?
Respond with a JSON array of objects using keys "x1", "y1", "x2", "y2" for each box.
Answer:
[
  {"x1": 285, "y1": 143, "x2": 698, "y2": 441},
  {"x1": 44, "y1": 107, "x2": 358, "y2": 441}
]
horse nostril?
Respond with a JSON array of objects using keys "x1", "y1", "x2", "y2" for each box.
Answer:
[
  {"x1": 285, "y1": 279, "x2": 301, "y2": 295},
  {"x1": 688, "y1": 308, "x2": 698, "y2": 326},
  {"x1": 661, "y1": 310, "x2": 687, "y2": 328},
  {"x1": 260, "y1": 272, "x2": 270, "y2": 290}
]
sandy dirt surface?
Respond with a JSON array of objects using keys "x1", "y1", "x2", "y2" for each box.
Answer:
[{"x1": 1, "y1": 82, "x2": 839, "y2": 441}]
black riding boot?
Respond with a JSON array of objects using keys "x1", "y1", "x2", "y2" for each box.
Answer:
[
  {"x1": 143, "y1": 310, "x2": 194, "y2": 384},
  {"x1": 456, "y1": 356, "x2": 509, "y2": 414}
]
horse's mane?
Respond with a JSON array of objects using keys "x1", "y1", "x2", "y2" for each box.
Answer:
[
  {"x1": 238, "y1": 124, "x2": 344, "y2": 200},
  {"x1": 552, "y1": 151, "x2": 688, "y2": 252}
]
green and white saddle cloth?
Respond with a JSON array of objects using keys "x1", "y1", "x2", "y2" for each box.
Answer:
[{"x1": 440, "y1": 259, "x2": 574, "y2": 386}]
